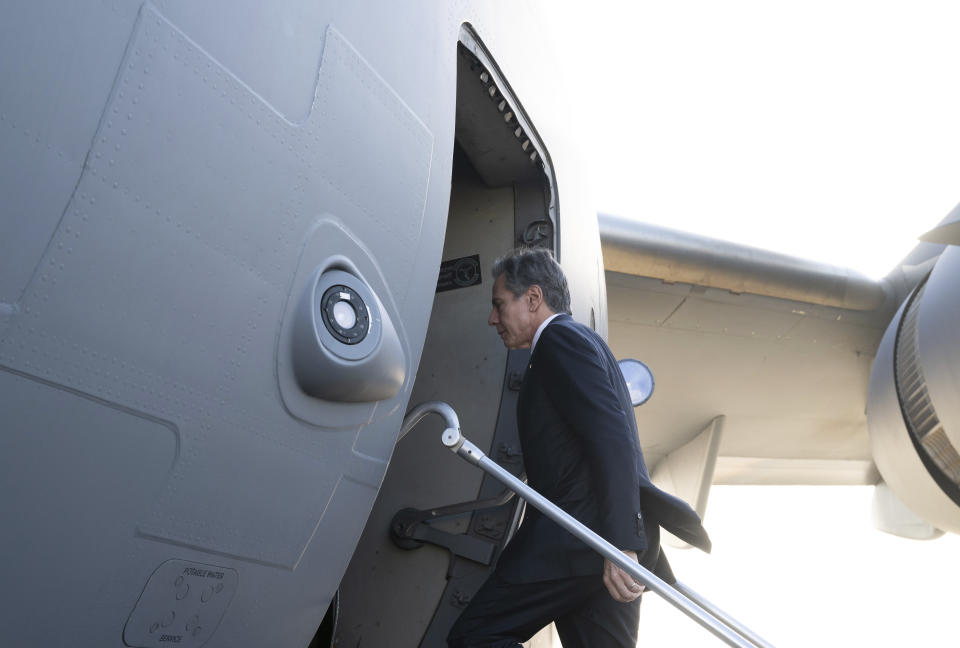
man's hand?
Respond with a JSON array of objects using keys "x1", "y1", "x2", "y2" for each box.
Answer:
[{"x1": 603, "y1": 550, "x2": 644, "y2": 602}]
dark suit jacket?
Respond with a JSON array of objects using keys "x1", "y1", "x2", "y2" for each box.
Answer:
[{"x1": 495, "y1": 314, "x2": 710, "y2": 584}]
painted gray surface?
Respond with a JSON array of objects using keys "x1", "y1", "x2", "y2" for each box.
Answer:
[
  {"x1": 0, "y1": 2, "x2": 135, "y2": 305},
  {"x1": 0, "y1": 4, "x2": 431, "y2": 569},
  {"x1": 0, "y1": 1, "x2": 457, "y2": 646},
  {"x1": 0, "y1": 371, "x2": 176, "y2": 646}
]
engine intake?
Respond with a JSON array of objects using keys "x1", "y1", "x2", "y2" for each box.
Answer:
[{"x1": 867, "y1": 246, "x2": 960, "y2": 534}]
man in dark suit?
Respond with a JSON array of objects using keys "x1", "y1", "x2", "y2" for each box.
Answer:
[{"x1": 447, "y1": 248, "x2": 710, "y2": 648}]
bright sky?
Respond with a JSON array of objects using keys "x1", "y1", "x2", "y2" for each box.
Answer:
[
  {"x1": 543, "y1": 487, "x2": 960, "y2": 648},
  {"x1": 545, "y1": 0, "x2": 960, "y2": 279},
  {"x1": 639, "y1": 486, "x2": 960, "y2": 648},
  {"x1": 535, "y1": 3, "x2": 960, "y2": 646}
]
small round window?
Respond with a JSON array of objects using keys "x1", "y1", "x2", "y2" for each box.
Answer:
[{"x1": 618, "y1": 359, "x2": 655, "y2": 407}]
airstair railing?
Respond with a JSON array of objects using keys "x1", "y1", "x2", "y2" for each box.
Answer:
[
  {"x1": 673, "y1": 582, "x2": 777, "y2": 648},
  {"x1": 402, "y1": 401, "x2": 776, "y2": 648}
]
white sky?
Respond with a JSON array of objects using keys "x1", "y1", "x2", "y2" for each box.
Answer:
[
  {"x1": 640, "y1": 486, "x2": 960, "y2": 648},
  {"x1": 545, "y1": 0, "x2": 960, "y2": 279},
  {"x1": 543, "y1": 487, "x2": 960, "y2": 648},
  {"x1": 534, "y1": 3, "x2": 960, "y2": 646}
]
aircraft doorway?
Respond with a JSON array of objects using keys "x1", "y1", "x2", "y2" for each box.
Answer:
[{"x1": 335, "y1": 27, "x2": 559, "y2": 648}]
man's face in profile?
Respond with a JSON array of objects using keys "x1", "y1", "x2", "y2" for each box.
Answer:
[{"x1": 488, "y1": 274, "x2": 535, "y2": 350}]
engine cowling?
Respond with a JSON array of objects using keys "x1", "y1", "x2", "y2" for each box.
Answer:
[{"x1": 867, "y1": 245, "x2": 960, "y2": 534}]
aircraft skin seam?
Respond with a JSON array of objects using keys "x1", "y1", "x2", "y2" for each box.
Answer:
[{"x1": 659, "y1": 297, "x2": 687, "y2": 327}]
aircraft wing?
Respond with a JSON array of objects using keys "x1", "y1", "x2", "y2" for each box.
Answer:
[
  {"x1": 601, "y1": 210, "x2": 960, "y2": 541},
  {"x1": 599, "y1": 213, "x2": 897, "y2": 487}
]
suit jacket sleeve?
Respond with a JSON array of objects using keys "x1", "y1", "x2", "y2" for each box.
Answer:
[{"x1": 536, "y1": 323, "x2": 646, "y2": 553}]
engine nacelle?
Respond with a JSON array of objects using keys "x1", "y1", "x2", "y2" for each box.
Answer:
[{"x1": 867, "y1": 245, "x2": 960, "y2": 534}]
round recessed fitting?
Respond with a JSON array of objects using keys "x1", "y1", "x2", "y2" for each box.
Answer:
[
  {"x1": 320, "y1": 284, "x2": 369, "y2": 345},
  {"x1": 308, "y1": 268, "x2": 383, "y2": 363},
  {"x1": 289, "y1": 263, "x2": 405, "y2": 402}
]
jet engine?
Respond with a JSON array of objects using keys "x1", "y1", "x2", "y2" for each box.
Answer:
[{"x1": 867, "y1": 244, "x2": 960, "y2": 535}]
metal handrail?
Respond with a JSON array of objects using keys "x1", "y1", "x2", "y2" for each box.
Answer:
[
  {"x1": 674, "y1": 582, "x2": 777, "y2": 648},
  {"x1": 402, "y1": 401, "x2": 776, "y2": 648},
  {"x1": 401, "y1": 400, "x2": 461, "y2": 438}
]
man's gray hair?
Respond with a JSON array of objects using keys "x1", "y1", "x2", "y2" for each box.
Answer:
[{"x1": 492, "y1": 248, "x2": 571, "y2": 315}]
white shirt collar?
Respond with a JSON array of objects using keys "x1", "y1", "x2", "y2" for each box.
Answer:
[{"x1": 530, "y1": 313, "x2": 561, "y2": 354}]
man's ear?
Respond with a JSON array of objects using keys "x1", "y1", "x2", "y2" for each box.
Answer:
[{"x1": 527, "y1": 285, "x2": 544, "y2": 311}]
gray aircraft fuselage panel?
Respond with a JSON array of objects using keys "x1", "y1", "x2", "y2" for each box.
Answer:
[{"x1": 0, "y1": 2, "x2": 603, "y2": 647}]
